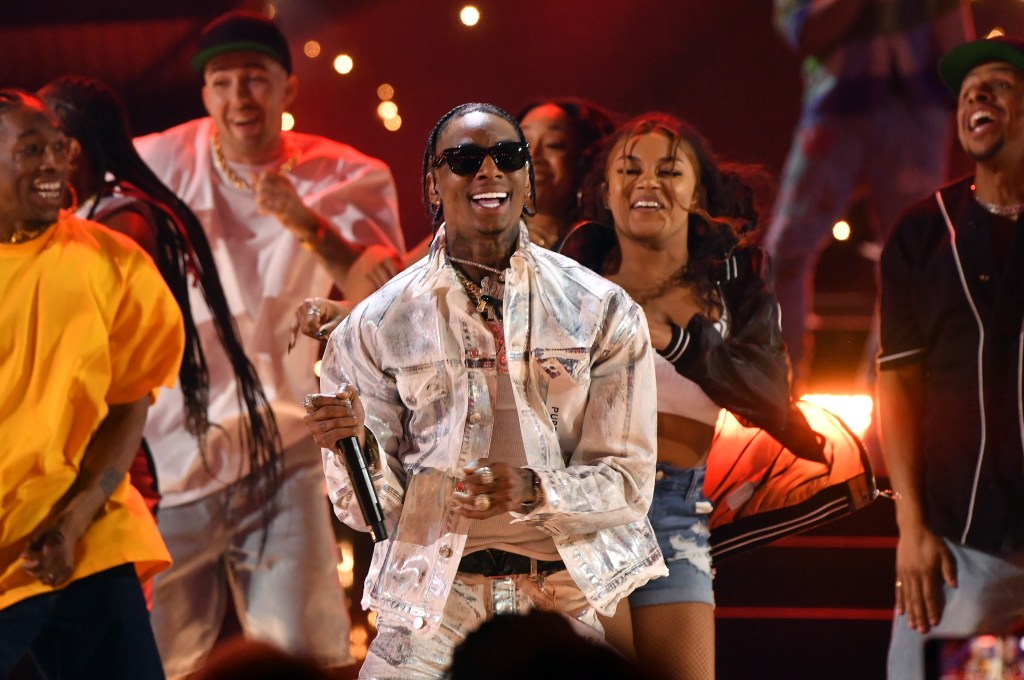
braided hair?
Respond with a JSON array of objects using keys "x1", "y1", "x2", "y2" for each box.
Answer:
[
  {"x1": 420, "y1": 102, "x2": 536, "y2": 231},
  {"x1": 584, "y1": 112, "x2": 768, "y2": 314},
  {"x1": 38, "y1": 76, "x2": 281, "y2": 497}
]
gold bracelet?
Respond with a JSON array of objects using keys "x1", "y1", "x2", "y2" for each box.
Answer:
[{"x1": 301, "y1": 219, "x2": 328, "y2": 252}]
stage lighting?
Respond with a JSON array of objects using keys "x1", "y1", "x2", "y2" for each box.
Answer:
[
  {"x1": 460, "y1": 5, "x2": 480, "y2": 26},
  {"x1": 832, "y1": 220, "x2": 851, "y2": 241},
  {"x1": 334, "y1": 54, "x2": 354, "y2": 75}
]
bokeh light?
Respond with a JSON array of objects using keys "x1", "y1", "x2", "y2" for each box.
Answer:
[
  {"x1": 336, "y1": 539, "x2": 355, "y2": 588},
  {"x1": 333, "y1": 54, "x2": 354, "y2": 74},
  {"x1": 377, "y1": 83, "x2": 395, "y2": 101},
  {"x1": 377, "y1": 101, "x2": 398, "y2": 120},
  {"x1": 832, "y1": 220, "x2": 851, "y2": 241},
  {"x1": 281, "y1": 112, "x2": 295, "y2": 132},
  {"x1": 303, "y1": 40, "x2": 321, "y2": 58},
  {"x1": 460, "y1": 5, "x2": 480, "y2": 26},
  {"x1": 383, "y1": 115, "x2": 403, "y2": 132}
]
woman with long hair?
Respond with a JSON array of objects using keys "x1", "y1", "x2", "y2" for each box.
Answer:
[
  {"x1": 39, "y1": 76, "x2": 281, "y2": 511},
  {"x1": 561, "y1": 112, "x2": 870, "y2": 678}
]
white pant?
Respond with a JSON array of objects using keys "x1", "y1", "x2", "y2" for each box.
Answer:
[
  {"x1": 359, "y1": 569, "x2": 602, "y2": 679},
  {"x1": 887, "y1": 540, "x2": 1024, "y2": 680},
  {"x1": 150, "y1": 446, "x2": 352, "y2": 678}
]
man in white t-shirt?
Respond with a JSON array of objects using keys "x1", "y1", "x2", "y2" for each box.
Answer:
[{"x1": 134, "y1": 10, "x2": 404, "y2": 678}]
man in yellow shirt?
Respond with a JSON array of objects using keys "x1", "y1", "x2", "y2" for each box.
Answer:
[{"x1": 0, "y1": 90, "x2": 184, "y2": 679}]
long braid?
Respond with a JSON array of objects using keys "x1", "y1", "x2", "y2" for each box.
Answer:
[{"x1": 40, "y1": 76, "x2": 282, "y2": 506}]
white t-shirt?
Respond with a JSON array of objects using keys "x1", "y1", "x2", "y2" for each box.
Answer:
[{"x1": 135, "y1": 117, "x2": 404, "y2": 507}]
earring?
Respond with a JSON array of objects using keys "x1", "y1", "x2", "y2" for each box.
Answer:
[{"x1": 66, "y1": 183, "x2": 79, "y2": 213}]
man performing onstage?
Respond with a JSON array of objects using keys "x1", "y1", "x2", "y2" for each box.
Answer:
[
  {"x1": 0, "y1": 90, "x2": 184, "y2": 679},
  {"x1": 134, "y1": 10, "x2": 405, "y2": 678},
  {"x1": 878, "y1": 35, "x2": 1024, "y2": 680}
]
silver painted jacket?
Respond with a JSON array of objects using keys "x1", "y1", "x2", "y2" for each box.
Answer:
[{"x1": 320, "y1": 224, "x2": 666, "y2": 637}]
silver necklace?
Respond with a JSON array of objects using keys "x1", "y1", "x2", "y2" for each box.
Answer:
[{"x1": 973, "y1": 192, "x2": 1024, "y2": 219}]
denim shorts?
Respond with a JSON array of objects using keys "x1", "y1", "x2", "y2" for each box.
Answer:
[{"x1": 630, "y1": 463, "x2": 714, "y2": 608}]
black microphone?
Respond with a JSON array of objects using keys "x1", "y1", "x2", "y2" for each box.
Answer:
[{"x1": 336, "y1": 436, "x2": 388, "y2": 543}]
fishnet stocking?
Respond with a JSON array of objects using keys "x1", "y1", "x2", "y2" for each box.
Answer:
[
  {"x1": 599, "y1": 602, "x2": 637, "y2": 661},
  {"x1": 633, "y1": 601, "x2": 715, "y2": 680}
]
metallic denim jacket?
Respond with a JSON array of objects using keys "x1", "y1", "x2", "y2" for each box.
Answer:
[{"x1": 320, "y1": 224, "x2": 666, "y2": 637}]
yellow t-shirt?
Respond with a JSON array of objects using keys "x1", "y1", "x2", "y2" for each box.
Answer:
[{"x1": 0, "y1": 213, "x2": 184, "y2": 609}]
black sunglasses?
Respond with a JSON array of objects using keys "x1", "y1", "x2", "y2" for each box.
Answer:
[{"x1": 431, "y1": 141, "x2": 530, "y2": 176}]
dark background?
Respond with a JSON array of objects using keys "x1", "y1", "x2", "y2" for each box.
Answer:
[
  {"x1": 3, "y1": 0, "x2": 1019, "y2": 248},
  {"x1": 4, "y1": 3, "x2": 1022, "y2": 676}
]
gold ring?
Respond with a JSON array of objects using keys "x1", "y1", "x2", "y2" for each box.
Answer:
[
  {"x1": 472, "y1": 494, "x2": 491, "y2": 512},
  {"x1": 477, "y1": 466, "x2": 494, "y2": 486},
  {"x1": 307, "y1": 305, "x2": 322, "y2": 317}
]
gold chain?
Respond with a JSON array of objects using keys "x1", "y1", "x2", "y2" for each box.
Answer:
[
  {"x1": 448, "y1": 260, "x2": 506, "y2": 320},
  {"x1": 8, "y1": 224, "x2": 50, "y2": 244},
  {"x1": 212, "y1": 130, "x2": 300, "y2": 191},
  {"x1": 446, "y1": 254, "x2": 506, "y2": 276}
]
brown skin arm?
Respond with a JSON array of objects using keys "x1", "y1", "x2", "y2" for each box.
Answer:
[
  {"x1": 878, "y1": 363, "x2": 957, "y2": 634},
  {"x1": 20, "y1": 395, "x2": 149, "y2": 587}
]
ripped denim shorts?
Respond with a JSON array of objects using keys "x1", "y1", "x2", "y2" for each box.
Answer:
[{"x1": 629, "y1": 462, "x2": 714, "y2": 608}]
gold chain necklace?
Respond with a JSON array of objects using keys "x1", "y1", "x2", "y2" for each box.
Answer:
[
  {"x1": 212, "y1": 130, "x2": 300, "y2": 191},
  {"x1": 8, "y1": 224, "x2": 50, "y2": 244},
  {"x1": 448, "y1": 259, "x2": 504, "y2": 320},
  {"x1": 446, "y1": 254, "x2": 506, "y2": 276}
]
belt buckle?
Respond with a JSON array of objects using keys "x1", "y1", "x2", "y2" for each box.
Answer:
[{"x1": 490, "y1": 577, "x2": 516, "y2": 616}]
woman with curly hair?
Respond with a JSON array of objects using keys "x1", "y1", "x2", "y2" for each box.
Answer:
[{"x1": 561, "y1": 113, "x2": 871, "y2": 678}]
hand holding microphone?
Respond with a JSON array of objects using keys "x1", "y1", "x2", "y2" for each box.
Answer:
[{"x1": 303, "y1": 386, "x2": 388, "y2": 542}]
